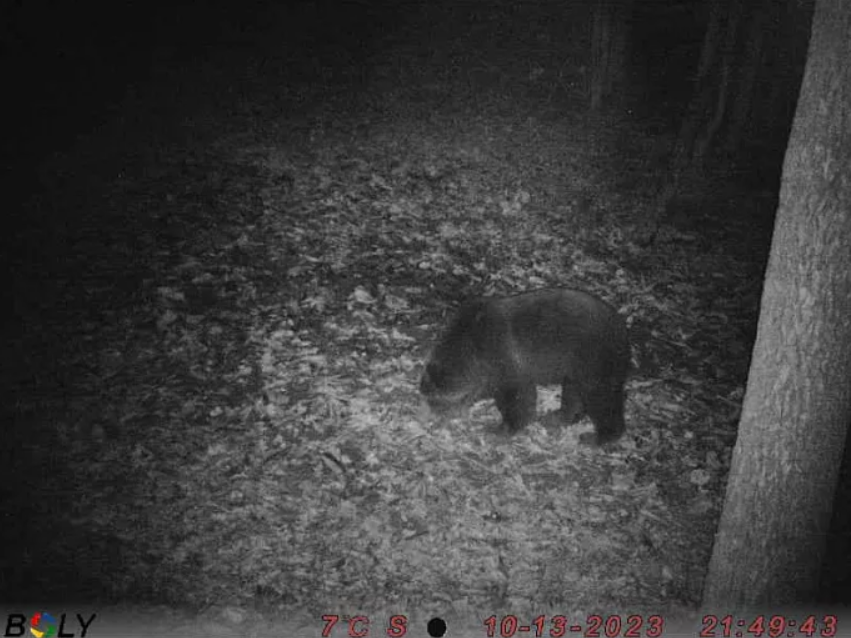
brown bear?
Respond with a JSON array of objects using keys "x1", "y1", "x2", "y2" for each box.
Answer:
[{"x1": 420, "y1": 288, "x2": 630, "y2": 445}]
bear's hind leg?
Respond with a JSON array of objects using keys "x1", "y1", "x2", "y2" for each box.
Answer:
[{"x1": 582, "y1": 383, "x2": 626, "y2": 445}]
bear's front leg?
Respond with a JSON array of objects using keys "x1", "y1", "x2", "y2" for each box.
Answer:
[{"x1": 494, "y1": 383, "x2": 537, "y2": 433}]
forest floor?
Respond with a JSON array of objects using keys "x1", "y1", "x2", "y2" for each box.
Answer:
[{"x1": 4, "y1": 2, "x2": 779, "y2": 636}]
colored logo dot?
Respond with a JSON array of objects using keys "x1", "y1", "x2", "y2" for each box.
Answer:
[{"x1": 30, "y1": 612, "x2": 57, "y2": 638}]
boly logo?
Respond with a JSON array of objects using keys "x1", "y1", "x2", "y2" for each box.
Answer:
[
  {"x1": 29, "y1": 614, "x2": 54, "y2": 638},
  {"x1": 3, "y1": 612, "x2": 96, "y2": 638}
]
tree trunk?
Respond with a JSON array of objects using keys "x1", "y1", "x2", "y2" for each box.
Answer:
[
  {"x1": 724, "y1": 8, "x2": 765, "y2": 157},
  {"x1": 693, "y1": 0, "x2": 743, "y2": 164},
  {"x1": 590, "y1": 0, "x2": 611, "y2": 111},
  {"x1": 589, "y1": 0, "x2": 632, "y2": 111},
  {"x1": 641, "y1": 0, "x2": 726, "y2": 244},
  {"x1": 702, "y1": 0, "x2": 851, "y2": 610}
]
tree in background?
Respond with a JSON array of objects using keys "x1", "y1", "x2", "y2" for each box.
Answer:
[
  {"x1": 589, "y1": 0, "x2": 633, "y2": 111},
  {"x1": 642, "y1": 0, "x2": 812, "y2": 245},
  {"x1": 702, "y1": 0, "x2": 851, "y2": 608}
]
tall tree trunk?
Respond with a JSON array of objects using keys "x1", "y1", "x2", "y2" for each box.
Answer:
[
  {"x1": 589, "y1": 0, "x2": 633, "y2": 111},
  {"x1": 724, "y1": 8, "x2": 765, "y2": 157},
  {"x1": 693, "y1": 0, "x2": 742, "y2": 164},
  {"x1": 642, "y1": 0, "x2": 729, "y2": 244},
  {"x1": 702, "y1": 0, "x2": 851, "y2": 609},
  {"x1": 589, "y1": 0, "x2": 608, "y2": 111}
]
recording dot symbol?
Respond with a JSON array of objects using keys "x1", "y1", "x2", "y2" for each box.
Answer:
[{"x1": 427, "y1": 617, "x2": 447, "y2": 637}]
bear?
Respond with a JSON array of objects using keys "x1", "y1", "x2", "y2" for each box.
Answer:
[{"x1": 419, "y1": 288, "x2": 630, "y2": 445}]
